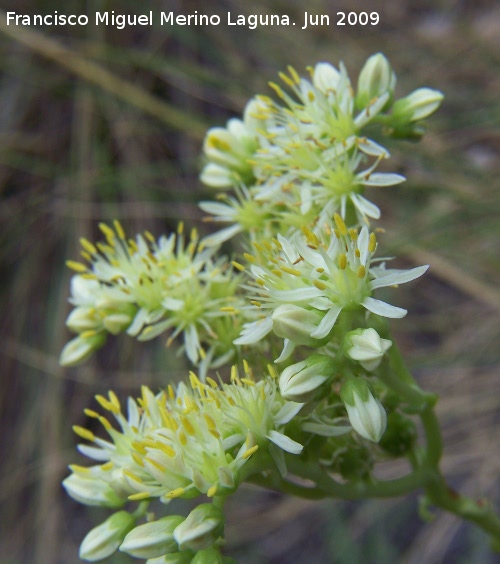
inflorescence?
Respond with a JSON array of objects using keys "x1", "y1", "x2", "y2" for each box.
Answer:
[{"x1": 62, "y1": 54, "x2": 445, "y2": 562}]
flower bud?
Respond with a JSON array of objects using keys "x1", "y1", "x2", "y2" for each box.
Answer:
[
  {"x1": 59, "y1": 332, "x2": 106, "y2": 367},
  {"x1": 120, "y1": 516, "x2": 184, "y2": 559},
  {"x1": 392, "y1": 88, "x2": 444, "y2": 123},
  {"x1": 200, "y1": 163, "x2": 234, "y2": 188},
  {"x1": 272, "y1": 304, "x2": 328, "y2": 346},
  {"x1": 356, "y1": 53, "x2": 395, "y2": 108},
  {"x1": 279, "y1": 354, "x2": 334, "y2": 402},
  {"x1": 66, "y1": 307, "x2": 101, "y2": 333},
  {"x1": 313, "y1": 62, "x2": 341, "y2": 93},
  {"x1": 79, "y1": 511, "x2": 135, "y2": 561},
  {"x1": 341, "y1": 379, "x2": 387, "y2": 442},
  {"x1": 62, "y1": 472, "x2": 125, "y2": 508},
  {"x1": 173, "y1": 503, "x2": 224, "y2": 552},
  {"x1": 345, "y1": 328, "x2": 391, "y2": 371}
]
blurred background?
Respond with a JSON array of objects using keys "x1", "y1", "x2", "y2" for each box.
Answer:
[{"x1": 0, "y1": 0, "x2": 499, "y2": 562}]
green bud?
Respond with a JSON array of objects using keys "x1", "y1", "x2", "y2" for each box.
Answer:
[
  {"x1": 59, "y1": 333, "x2": 106, "y2": 367},
  {"x1": 120, "y1": 515, "x2": 184, "y2": 558},
  {"x1": 279, "y1": 354, "x2": 334, "y2": 402},
  {"x1": 356, "y1": 53, "x2": 395, "y2": 109},
  {"x1": 341, "y1": 379, "x2": 387, "y2": 443},
  {"x1": 79, "y1": 511, "x2": 135, "y2": 561},
  {"x1": 272, "y1": 304, "x2": 329, "y2": 346},
  {"x1": 393, "y1": 88, "x2": 444, "y2": 123},
  {"x1": 173, "y1": 504, "x2": 224, "y2": 552}
]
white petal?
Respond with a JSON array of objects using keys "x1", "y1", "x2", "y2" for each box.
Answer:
[
  {"x1": 362, "y1": 297, "x2": 407, "y2": 318},
  {"x1": 310, "y1": 305, "x2": 342, "y2": 339},
  {"x1": 274, "y1": 402, "x2": 303, "y2": 425},
  {"x1": 267, "y1": 430, "x2": 303, "y2": 454},
  {"x1": 351, "y1": 194, "x2": 380, "y2": 220},
  {"x1": 269, "y1": 287, "x2": 323, "y2": 303},
  {"x1": 275, "y1": 338, "x2": 296, "y2": 363},
  {"x1": 198, "y1": 201, "x2": 235, "y2": 218},
  {"x1": 362, "y1": 172, "x2": 406, "y2": 187},
  {"x1": 357, "y1": 138, "x2": 389, "y2": 158},
  {"x1": 202, "y1": 224, "x2": 242, "y2": 247},
  {"x1": 369, "y1": 265, "x2": 429, "y2": 289},
  {"x1": 233, "y1": 317, "x2": 273, "y2": 345}
]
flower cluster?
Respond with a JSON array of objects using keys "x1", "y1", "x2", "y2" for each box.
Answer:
[
  {"x1": 200, "y1": 54, "x2": 443, "y2": 244},
  {"x1": 235, "y1": 214, "x2": 427, "y2": 356},
  {"x1": 64, "y1": 366, "x2": 302, "y2": 560},
  {"x1": 62, "y1": 54, "x2": 444, "y2": 562},
  {"x1": 61, "y1": 221, "x2": 244, "y2": 372}
]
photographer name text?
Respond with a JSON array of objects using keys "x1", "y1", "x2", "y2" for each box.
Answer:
[{"x1": 5, "y1": 11, "x2": 380, "y2": 30}]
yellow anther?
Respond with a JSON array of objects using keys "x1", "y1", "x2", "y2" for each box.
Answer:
[
  {"x1": 128, "y1": 492, "x2": 151, "y2": 501},
  {"x1": 80, "y1": 238, "x2": 97, "y2": 255},
  {"x1": 108, "y1": 390, "x2": 121, "y2": 413},
  {"x1": 131, "y1": 451, "x2": 145, "y2": 467},
  {"x1": 166, "y1": 487, "x2": 185, "y2": 499},
  {"x1": 99, "y1": 222, "x2": 115, "y2": 241},
  {"x1": 207, "y1": 485, "x2": 218, "y2": 498},
  {"x1": 232, "y1": 261, "x2": 245, "y2": 272},
  {"x1": 339, "y1": 254, "x2": 347, "y2": 270},
  {"x1": 230, "y1": 365, "x2": 241, "y2": 385},
  {"x1": 84, "y1": 409, "x2": 99, "y2": 418},
  {"x1": 98, "y1": 415, "x2": 112, "y2": 431},
  {"x1": 177, "y1": 222, "x2": 184, "y2": 235},
  {"x1": 178, "y1": 431, "x2": 187, "y2": 446},
  {"x1": 113, "y1": 219, "x2": 126, "y2": 240},
  {"x1": 334, "y1": 213, "x2": 348, "y2": 236},
  {"x1": 145, "y1": 457, "x2": 166, "y2": 472},
  {"x1": 167, "y1": 384, "x2": 175, "y2": 400},
  {"x1": 313, "y1": 280, "x2": 328, "y2": 291},
  {"x1": 287, "y1": 65, "x2": 301, "y2": 84},
  {"x1": 206, "y1": 377, "x2": 219, "y2": 389},
  {"x1": 155, "y1": 442, "x2": 176, "y2": 458},
  {"x1": 349, "y1": 228, "x2": 358, "y2": 241},
  {"x1": 267, "y1": 364, "x2": 279, "y2": 379},
  {"x1": 268, "y1": 82, "x2": 286, "y2": 99},
  {"x1": 95, "y1": 394, "x2": 116, "y2": 413},
  {"x1": 243, "y1": 253, "x2": 256, "y2": 263},
  {"x1": 69, "y1": 464, "x2": 90, "y2": 474},
  {"x1": 281, "y1": 265, "x2": 302, "y2": 276},
  {"x1": 240, "y1": 378, "x2": 255, "y2": 387},
  {"x1": 355, "y1": 249, "x2": 361, "y2": 258},
  {"x1": 123, "y1": 469, "x2": 143, "y2": 483},
  {"x1": 101, "y1": 462, "x2": 113, "y2": 471},
  {"x1": 369, "y1": 232, "x2": 377, "y2": 253},
  {"x1": 308, "y1": 91, "x2": 315, "y2": 102},
  {"x1": 251, "y1": 300, "x2": 262, "y2": 308},
  {"x1": 132, "y1": 441, "x2": 147, "y2": 455},
  {"x1": 72, "y1": 426, "x2": 95, "y2": 442},
  {"x1": 357, "y1": 265, "x2": 366, "y2": 279},
  {"x1": 278, "y1": 71, "x2": 295, "y2": 88},
  {"x1": 242, "y1": 445, "x2": 259, "y2": 459},
  {"x1": 66, "y1": 260, "x2": 88, "y2": 273}
]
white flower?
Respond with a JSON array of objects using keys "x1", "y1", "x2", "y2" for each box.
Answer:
[{"x1": 235, "y1": 214, "x2": 428, "y2": 349}]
